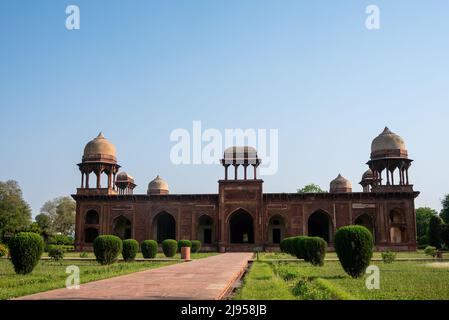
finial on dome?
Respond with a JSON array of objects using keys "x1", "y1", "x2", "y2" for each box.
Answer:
[{"x1": 97, "y1": 132, "x2": 105, "y2": 139}]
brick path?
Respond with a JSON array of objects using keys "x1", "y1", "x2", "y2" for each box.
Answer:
[{"x1": 17, "y1": 253, "x2": 252, "y2": 300}]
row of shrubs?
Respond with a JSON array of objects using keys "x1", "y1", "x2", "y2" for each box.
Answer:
[
  {"x1": 93, "y1": 237, "x2": 202, "y2": 264},
  {"x1": 281, "y1": 225, "x2": 374, "y2": 278},
  {"x1": 3, "y1": 232, "x2": 204, "y2": 274}
]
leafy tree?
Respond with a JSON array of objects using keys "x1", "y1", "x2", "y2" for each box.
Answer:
[
  {"x1": 428, "y1": 215, "x2": 443, "y2": 249},
  {"x1": 0, "y1": 180, "x2": 32, "y2": 238},
  {"x1": 441, "y1": 194, "x2": 449, "y2": 224},
  {"x1": 297, "y1": 183, "x2": 327, "y2": 193},
  {"x1": 39, "y1": 196, "x2": 75, "y2": 236},
  {"x1": 35, "y1": 214, "x2": 52, "y2": 233},
  {"x1": 416, "y1": 207, "x2": 438, "y2": 246}
]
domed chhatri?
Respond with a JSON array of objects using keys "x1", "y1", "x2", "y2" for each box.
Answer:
[
  {"x1": 83, "y1": 132, "x2": 117, "y2": 163},
  {"x1": 116, "y1": 171, "x2": 135, "y2": 183},
  {"x1": 370, "y1": 127, "x2": 407, "y2": 160},
  {"x1": 221, "y1": 146, "x2": 261, "y2": 180},
  {"x1": 115, "y1": 171, "x2": 136, "y2": 195},
  {"x1": 147, "y1": 175, "x2": 169, "y2": 195},
  {"x1": 77, "y1": 132, "x2": 121, "y2": 193},
  {"x1": 367, "y1": 127, "x2": 413, "y2": 189},
  {"x1": 330, "y1": 174, "x2": 352, "y2": 193},
  {"x1": 359, "y1": 169, "x2": 374, "y2": 192}
]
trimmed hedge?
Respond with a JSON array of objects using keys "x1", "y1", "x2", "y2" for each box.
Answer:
[
  {"x1": 302, "y1": 237, "x2": 327, "y2": 266},
  {"x1": 141, "y1": 240, "x2": 158, "y2": 259},
  {"x1": 93, "y1": 235, "x2": 122, "y2": 265},
  {"x1": 162, "y1": 239, "x2": 177, "y2": 257},
  {"x1": 122, "y1": 239, "x2": 139, "y2": 261},
  {"x1": 292, "y1": 236, "x2": 308, "y2": 259},
  {"x1": 191, "y1": 240, "x2": 202, "y2": 253},
  {"x1": 9, "y1": 232, "x2": 44, "y2": 274},
  {"x1": 178, "y1": 239, "x2": 192, "y2": 252},
  {"x1": 280, "y1": 237, "x2": 296, "y2": 256},
  {"x1": 335, "y1": 225, "x2": 373, "y2": 278}
]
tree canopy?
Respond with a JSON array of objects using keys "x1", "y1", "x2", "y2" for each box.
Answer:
[
  {"x1": 297, "y1": 183, "x2": 327, "y2": 193},
  {"x1": 0, "y1": 180, "x2": 32, "y2": 238},
  {"x1": 441, "y1": 194, "x2": 449, "y2": 224},
  {"x1": 39, "y1": 196, "x2": 75, "y2": 236},
  {"x1": 416, "y1": 207, "x2": 438, "y2": 246}
]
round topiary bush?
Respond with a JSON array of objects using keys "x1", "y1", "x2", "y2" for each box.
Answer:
[
  {"x1": 191, "y1": 240, "x2": 202, "y2": 253},
  {"x1": 9, "y1": 232, "x2": 44, "y2": 274},
  {"x1": 0, "y1": 243, "x2": 8, "y2": 257},
  {"x1": 302, "y1": 237, "x2": 327, "y2": 266},
  {"x1": 162, "y1": 239, "x2": 177, "y2": 257},
  {"x1": 122, "y1": 239, "x2": 139, "y2": 262},
  {"x1": 141, "y1": 240, "x2": 158, "y2": 259},
  {"x1": 93, "y1": 235, "x2": 123, "y2": 265},
  {"x1": 334, "y1": 225, "x2": 373, "y2": 278}
]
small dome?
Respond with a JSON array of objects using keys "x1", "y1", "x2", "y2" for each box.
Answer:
[
  {"x1": 83, "y1": 132, "x2": 117, "y2": 162},
  {"x1": 361, "y1": 169, "x2": 374, "y2": 180},
  {"x1": 330, "y1": 174, "x2": 352, "y2": 193},
  {"x1": 147, "y1": 175, "x2": 169, "y2": 195},
  {"x1": 371, "y1": 127, "x2": 407, "y2": 159},
  {"x1": 116, "y1": 171, "x2": 134, "y2": 183}
]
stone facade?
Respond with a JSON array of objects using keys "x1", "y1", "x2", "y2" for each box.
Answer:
[{"x1": 73, "y1": 128, "x2": 419, "y2": 252}]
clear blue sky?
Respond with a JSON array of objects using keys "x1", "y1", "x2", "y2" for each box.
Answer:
[{"x1": 1, "y1": 0, "x2": 448, "y2": 217}]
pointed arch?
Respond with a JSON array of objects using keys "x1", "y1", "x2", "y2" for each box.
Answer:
[
  {"x1": 152, "y1": 211, "x2": 176, "y2": 243},
  {"x1": 229, "y1": 209, "x2": 254, "y2": 244},
  {"x1": 308, "y1": 209, "x2": 333, "y2": 243}
]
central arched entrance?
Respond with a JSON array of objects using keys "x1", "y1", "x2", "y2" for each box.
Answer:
[
  {"x1": 153, "y1": 212, "x2": 176, "y2": 243},
  {"x1": 308, "y1": 210, "x2": 332, "y2": 243},
  {"x1": 229, "y1": 209, "x2": 254, "y2": 244}
]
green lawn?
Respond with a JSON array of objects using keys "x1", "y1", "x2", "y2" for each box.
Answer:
[
  {"x1": 0, "y1": 259, "x2": 176, "y2": 300},
  {"x1": 233, "y1": 262, "x2": 295, "y2": 300},
  {"x1": 234, "y1": 260, "x2": 449, "y2": 300}
]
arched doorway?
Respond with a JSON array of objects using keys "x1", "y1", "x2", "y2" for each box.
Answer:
[
  {"x1": 268, "y1": 215, "x2": 285, "y2": 244},
  {"x1": 354, "y1": 214, "x2": 375, "y2": 241},
  {"x1": 198, "y1": 215, "x2": 214, "y2": 244},
  {"x1": 113, "y1": 216, "x2": 132, "y2": 240},
  {"x1": 308, "y1": 210, "x2": 332, "y2": 243},
  {"x1": 84, "y1": 227, "x2": 99, "y2": 243},
  {"x1": 153, "y1": 212, "x2": 176, "y2": 243},
  {"x1": 85, "y1": 210, "x2": 99, "y2": 224},
  {"x1": 389, "y1": 208, "x2": 406, "y2": 243},
  {"x1": 229, "y1": 209, "x2": 254, "y2": 244}
]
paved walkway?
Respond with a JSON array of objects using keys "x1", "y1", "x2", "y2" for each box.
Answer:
[{"x1": 17, "y1": 253, "x2": 252, "y2": 300}]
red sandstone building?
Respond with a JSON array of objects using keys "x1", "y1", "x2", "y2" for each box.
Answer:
[{"x1": 74, "y1": 128, "x2": 419, "y2": 252}]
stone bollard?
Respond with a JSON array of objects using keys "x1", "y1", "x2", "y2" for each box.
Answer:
[{"x1": 181, "y1": 247, "x2": 191, "y2": 260}]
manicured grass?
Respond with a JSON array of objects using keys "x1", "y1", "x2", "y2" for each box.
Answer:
[
  {"x1": 233, "y1": 262, "x2": 295, "y2": 300},
  {"x1": 0, "y1": 259, "x2": 176, "y2": 300},
  {"x1": 41, "y1": 252, "x2": 218, "y2": 260},
  {"x1": 236, "y1": 260, "x2": 449, "y2": 300},
  {"x1": 259, "y1": 250, "x2": 448, "y2": 260}
]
